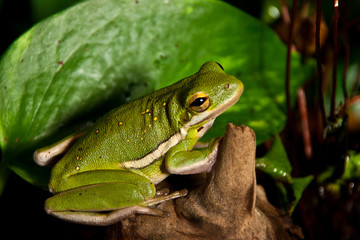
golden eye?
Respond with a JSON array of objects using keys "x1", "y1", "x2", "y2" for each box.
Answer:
[{"x1": 188, "y1": 92, "x2": 210, "y2": 112}]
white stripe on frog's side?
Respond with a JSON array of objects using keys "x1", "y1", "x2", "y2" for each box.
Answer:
[{"x1": 122, "y1": 127, "x2": 188, "y2": 169}]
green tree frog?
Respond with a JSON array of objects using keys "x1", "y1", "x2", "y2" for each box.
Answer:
[{"x1": 33, "y1": 61, "x2": 244, "y2": 226}]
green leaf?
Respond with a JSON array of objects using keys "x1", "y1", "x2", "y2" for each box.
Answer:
[
  {"x1": 0, "y1": 0, "x2": 310, "y2": 189},
  {"x1": 274, "y1": 176, "x2": 313, "y2": 215},
  {"x1": 316, "y1": 151, "x2": 360, "y2": 196},
  {"x1": 317, "y1": 165, "x2": 336, "y2": 183},
  {"x1": 288, "y1": 175, "x2": 313, "y2": 215},
  {"x1": 256, "y1": 136, "x2": 313, "y2": 214},
  {"x1": 319, "y1": 151, "x2": 360, "y2": 184},
  {"x1": 256, "y1": 135, "x2": 292, "y2": 180},
  {"x1": 341, "y1": 151, "x2": 360, "y2": 180}
]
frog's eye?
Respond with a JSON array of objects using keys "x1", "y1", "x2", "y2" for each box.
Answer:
[{"x1": 188, "y1": 92, "x2": 210, "y2": 112}]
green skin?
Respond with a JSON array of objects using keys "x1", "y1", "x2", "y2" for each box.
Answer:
[{"x1": 33, "y1": 61, "x2": 244, "y2": 226}]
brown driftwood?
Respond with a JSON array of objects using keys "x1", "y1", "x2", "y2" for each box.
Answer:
[{"x1": 108, "y1": 124, "x2": 303, "y2": 240}]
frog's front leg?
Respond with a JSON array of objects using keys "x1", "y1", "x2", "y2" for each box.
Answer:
[
  {"x1": 45, "y1": 170, "x2": 185, "y2": 226},
  {"x1": 165, "y1": 136, "x2": 221, "y2": 175}
]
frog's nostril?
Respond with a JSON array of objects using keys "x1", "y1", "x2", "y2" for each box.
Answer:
[{"x1": 225, "y1": 83, "x2": 230, "y2": 89}]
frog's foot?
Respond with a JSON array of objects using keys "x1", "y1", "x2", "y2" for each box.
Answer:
[
  {"x1": 155, "y1": 188, "x2": 170, "y2": 196},
  {"x1": 144, "y1": 189, "x2": 188, "y2": 206},
  {"x1": 194, "y1": 141, "x2": 209, "y2": 149}
]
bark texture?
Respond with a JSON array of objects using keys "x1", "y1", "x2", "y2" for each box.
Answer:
[{"x1": 108, "y1": 124, "x2": 303, "y2": 240}]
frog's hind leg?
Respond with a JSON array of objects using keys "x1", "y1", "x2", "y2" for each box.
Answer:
[
  {"x1": 45, "y1": 169, "x2": 188, "y2": 226},
  {"x1": 46, "y1": 187, "x2": 187, "y2": 226},
  {"x1": 45, "y1": 169, "x2": 159, "y2": 225},
  {"x1": 45, "y1": 180, "x2": 154, "y2": 223}
]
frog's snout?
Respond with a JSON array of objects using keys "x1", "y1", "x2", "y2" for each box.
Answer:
[
  {"x1": 225, "y1": 78, "x2": 244, "y2": 99},
  {"x1": 236, "y1": 80, "x2": 244, "y2": 96}
]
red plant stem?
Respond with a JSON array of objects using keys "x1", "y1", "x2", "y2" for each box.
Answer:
[
  {"x1": 330, "y1": 0, "x2": 339, "y2": 121},
  {"x1": 298, "y1": 88, "x2": 312, "y2": 159},
  {"x1": 280, "y1": 0, "x2": 290, "y2": 24},
  {"x1": 316, "y1": 0, "x2": 326, "y2": 126}
]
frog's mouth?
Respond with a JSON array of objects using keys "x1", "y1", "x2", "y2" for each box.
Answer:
[{"x1": 194, "y1": 118, "x2": 215, "y2": 139}]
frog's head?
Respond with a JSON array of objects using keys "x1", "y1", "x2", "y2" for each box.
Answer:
[{"x1": 180, "y1": 61, "x2": 244, "y2": 132}]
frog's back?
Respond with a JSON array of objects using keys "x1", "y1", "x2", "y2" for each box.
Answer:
[{"x1": 50, "y1": 89, "x2": 184, "y2": 184}]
